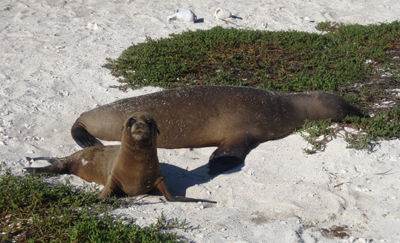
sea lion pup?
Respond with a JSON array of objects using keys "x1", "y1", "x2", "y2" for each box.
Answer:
[
  {"x1": 71, "y1": 86, "x2": 363, "y2": 176},
  {"x1": 26, "y1": 112, "x2": 216, "y2": 203}
]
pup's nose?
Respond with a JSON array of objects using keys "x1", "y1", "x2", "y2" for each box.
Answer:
[{"x1": 136, "y1": 121, "x2": 145, "y2": 127}]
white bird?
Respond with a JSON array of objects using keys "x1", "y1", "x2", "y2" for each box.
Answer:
[
  {"x1": 167, "y1": 9, "x2": 197, "y2": 23},
  {"x1": 213, "y1": 7, "x2": 232, "y2": 20}
]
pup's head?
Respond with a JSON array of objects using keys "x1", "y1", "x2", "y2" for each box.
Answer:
[{"x1": 122, "y1": 112, "x2": 160, "y2": 147}]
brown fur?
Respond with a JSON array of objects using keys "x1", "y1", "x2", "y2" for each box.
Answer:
[
  {"x1": 26, "y1": 112, "x2": 216, "y2": 203},
  {"x1": 71, "y1": 86, "x2": 362, "y2": 175}
]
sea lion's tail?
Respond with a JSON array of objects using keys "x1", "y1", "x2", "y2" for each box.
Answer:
[
  {"x1": 25, "y1": 157, "x2": 69, "y2": 174},
  {"x1": 71, "y1": 121, "x2": 103, "y2": 148}
]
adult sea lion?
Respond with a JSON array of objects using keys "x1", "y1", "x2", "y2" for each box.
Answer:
[
  {"x1": 26, "y1": 112, "x2": 216, "y2": 203},
  {"x1": 71, "y1": 86, "x2": 362, "y2": 176}
]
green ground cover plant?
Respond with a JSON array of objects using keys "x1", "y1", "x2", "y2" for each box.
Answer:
[
  {"x1": 0, "y1": 172, "x2": 184, "y2": 242},
  {"x1": 104, "y1": 21, "x2": 400, "y2": 151}
]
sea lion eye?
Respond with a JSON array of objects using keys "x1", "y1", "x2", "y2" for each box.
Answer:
[
  {"x1": 146, "y1": 119, "x2": 160, "y2": 134},
  {"x1": 127, "y1": 118, "x2": 136, "y2": 127}
]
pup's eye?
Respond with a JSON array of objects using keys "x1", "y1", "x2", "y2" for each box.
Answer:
[{"x1": 127, "y1": 118, "x2": 136, "y2": 127}]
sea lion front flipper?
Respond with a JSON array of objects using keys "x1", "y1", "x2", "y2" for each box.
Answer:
[
  {"x1": 99, "y1": 177, "x2": 119, "y2": 198},
  {"x1": 208, "y1": 156, "x2": 244, "y2": 176},
  {"x1": 71, "y1": 122, "x2": 103, "y2": 148},
  {"x1": 208, "y1": 136, "x2": 252, "y2": 176},
  {"x1": 156, "y1": 179, "x2": 216, "y2": 203}
]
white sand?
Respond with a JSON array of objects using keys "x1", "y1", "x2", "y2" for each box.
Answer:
[{"x1": 1, "y1": 0, "x2": 400, "y2": 242}]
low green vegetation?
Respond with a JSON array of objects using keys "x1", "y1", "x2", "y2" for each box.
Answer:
[
  {"x1": 0, "y1": 172, "x2": 184, "y2": 242},
  {"x1": 104, "y1": 21, "x2": 400, "y2": 151},
  {"x1": 343, "y1": 105, "x2": 400, "y2": 149},
  {"x1": 298, "y1": 119, "x2": 335, "y2": 154},
  {"x1": 104, "y1": 21, "x2": 400, "y2": 92}
]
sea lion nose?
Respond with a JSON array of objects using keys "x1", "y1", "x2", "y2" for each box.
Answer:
[{"x1": 136, "y1": 121, "x2": 145, "y2": 127}]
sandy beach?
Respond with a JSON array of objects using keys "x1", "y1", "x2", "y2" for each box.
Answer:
[{"x1": 1, "y1": 0, "x2": 400, "y2": 242}]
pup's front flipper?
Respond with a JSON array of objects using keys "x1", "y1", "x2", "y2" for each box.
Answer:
[
  {"x1": 156, "y1": 179, "x2": 216, "y2": 204},
  {"x1": 99, "y1": 177, "x2": 119, "y2": 199}
]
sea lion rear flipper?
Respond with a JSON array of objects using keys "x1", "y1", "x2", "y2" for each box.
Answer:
[
  {"x1": 156, "y1": 179, "x2": 216, "y2": 203},
  {"x1": 26, "y1": 157, "x2": 61, "y2": 164},
  {"x1": 25, "y1": 159, "x2": 69, "y2": 174},
  {"x1": 71, "y1": 121, "x2": 103, "y2": 148}
]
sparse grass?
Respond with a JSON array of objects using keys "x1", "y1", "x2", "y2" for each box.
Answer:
[
  {"x1": 0, "y1": 171, "x2": 184, "y2": 242},
  {"x1": 298, "y1": 119, "x2": 335, "y2": 154},
  {"x1": 343, "y1": 105, "x2": 400, "y2": 149},
  {"x1": 104, "y1": 21, "x2": 400, "y2": 151}
]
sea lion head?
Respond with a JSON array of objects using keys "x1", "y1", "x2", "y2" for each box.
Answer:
[
  {"x1": 293, "y1": 91, "x2": 363, "y2": 122},
  {"x1": 314, "y1": 92, "x2": 363, "y2": 121},
  {"x1": 122, "y1": 112, "x2": 160, "y2": 147}
]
